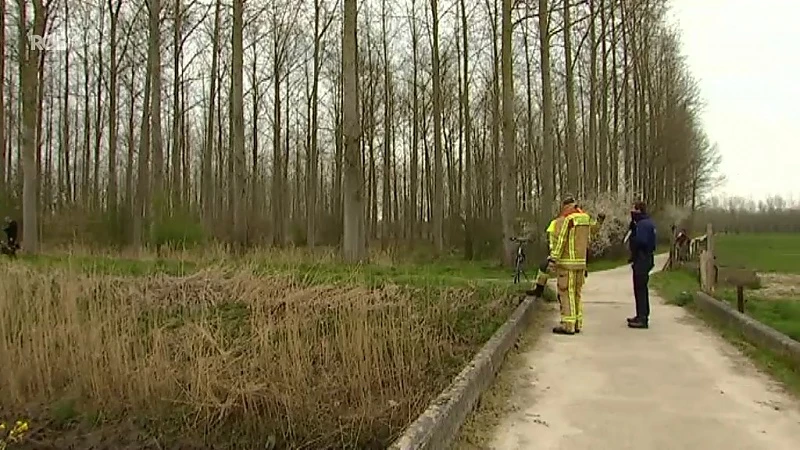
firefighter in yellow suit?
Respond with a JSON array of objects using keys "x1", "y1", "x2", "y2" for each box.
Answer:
[{"x1": 542, "y1": 195, "x2": 604, "y2": 335}]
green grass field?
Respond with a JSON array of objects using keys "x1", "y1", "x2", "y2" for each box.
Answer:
[{"x1": 715, "y1": 232, "x2": 800, "y2": 273}]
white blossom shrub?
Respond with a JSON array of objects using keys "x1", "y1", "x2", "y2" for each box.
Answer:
[{"x1": 578, "y1": 191, "x2": 637, "y2": 257}]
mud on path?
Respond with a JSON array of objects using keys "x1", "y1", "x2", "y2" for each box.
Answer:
[{"x1": 488, "y1": 255, "x2": 800, "y2": 450}]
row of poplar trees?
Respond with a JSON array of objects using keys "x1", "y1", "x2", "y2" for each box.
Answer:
[{"x1": 0, "y1": 0, "x2": 722, "y2": 262}]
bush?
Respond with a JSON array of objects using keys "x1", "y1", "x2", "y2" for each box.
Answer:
[{"x1": 580, "y1": 191, "x2": 636, "y2": 257}]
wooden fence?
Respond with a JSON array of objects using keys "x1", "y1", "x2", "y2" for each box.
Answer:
[{"x1": 665, "y1": 223, "x2": 758, "y2": 313}]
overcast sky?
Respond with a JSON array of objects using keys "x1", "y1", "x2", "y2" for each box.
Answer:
[{"x1": 668, "y1": 0, "x2": 800, "y2": 202}]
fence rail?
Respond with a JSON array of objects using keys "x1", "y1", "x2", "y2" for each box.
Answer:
[{"x1": 666, "y1": 222, "x2": 754, "y2": 313}]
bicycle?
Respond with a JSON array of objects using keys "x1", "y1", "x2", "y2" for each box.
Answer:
[{"x1": 509, "y1": 236, "x2": 531, "y2": 284}]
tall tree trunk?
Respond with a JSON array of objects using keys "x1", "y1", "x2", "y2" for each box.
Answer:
[
  {"x1": 500, "y1": 0, "x2": 516, "y2": 265},
  {"x1": 251, "y1": 38, "x2": 260, "y2": 219},
  {"x1": 430, "y1": 0, "x2": 444, "y2": 253},
  {"x1": 380, "y1": 0, "x2": 391, "y2": 250},
  {"x1": 43, "y1": 74, "x2": 52, "y2": 216},
  {"x1": 306, "y1": 0, "x2": 330, "y2": 248},
  {"x1": 599, "y1": 0, "x2": 609, "y2": 193},
  {"x1": 342, "y1": 0, "x2": 365, "y2": 261},
  {"x1": 488, "y1": 0, "x2": 500, "y2": 223},
  {"x1": 538, "y1": 0, "x2": 555, "y2": 229},
  {"x1": 621, "y1": 0, "x2": 631, "y2": 189},
  {"x1": 93, "y1": 6, "x2": 104, "y2": 211},
  {"x1": 0, "y1": 0, "x2": 5, "y2": 196},
  {"x1": 81, "y1": 38, "x2": 90, "y2": 207},
  {"x1": 586, "y1": 0, "x2": 597, "y2": 196},
  {"x1": 610, "y1": 0, "x2": 619, "y2": 192},
  {"x1": 148, "y1": 0, "x2": 167, "y2": 233},
  {"x1": 125, "y1": 66, "x2": 135, "y2": 226},
  {"x1": 170, "y1": 0, "x2": 183, "y2": 213},
  {"x1": 459, "y1": 0, "x2": 473, "y2": 259},
  {"x1": 231, "y1": 0, "x2": 246, "y2": 247},
  {"x1": 107, "y1": 0, "x2": 122, "y2": 215},
  {"x1": 409, "y1": 0, "x2": 419, "y2": 241},
  {"x1": 150, "y1": 0, "x2": 164, "y2": 235},
  {"x1": 523, "y1": 3, "x2": 535, "y2": 211},
  {"x1": 61, "y1": 0, "x2": 71, "y2": 204},
  {"x1": 563, "y1": 0, "x2": 578, "y2": 194},
  {"x1": 202, "y1": 0, "x2": 220, "y2": 225},
  {"x1": 271, "y1": 7, "x2": 284, "y2": 246},
  {"x1": 17, "y1": 0, "x2": 46, "y2": 253},
  {"x1": 133, "y1": 0, "x2": 158, "y2": 247}
]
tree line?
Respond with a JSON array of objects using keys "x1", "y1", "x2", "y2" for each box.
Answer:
[
  {"x1": 0, "y1": 0, "x2": 722, "y2": 261},
  {"x1": 693, "y1": 195, "x2": 800, "y2": 233}
]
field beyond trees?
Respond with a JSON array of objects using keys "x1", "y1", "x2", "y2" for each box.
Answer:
[{"x1": 0, "y1": 248, "x2": 523, "y2": 448}]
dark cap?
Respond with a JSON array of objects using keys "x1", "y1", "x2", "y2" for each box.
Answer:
[
  {"x1": 561, "y1": 194, "x2": 576, "y2": 206},
  {"x1": 633, "y1": 200, "x2": 647, "y2": 214}
]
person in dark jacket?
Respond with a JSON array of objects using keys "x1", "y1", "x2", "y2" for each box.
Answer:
[
  {"x1": 3, "y1": 216, "x2": 18, "y2": 249},
  {"x1": 627, "y1": 201, "x2": 656, "y2": 329}
]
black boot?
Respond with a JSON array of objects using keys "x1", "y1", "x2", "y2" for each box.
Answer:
[
  {"x1": 526, "y1": 283, "x2": 545, "y2": 297},
  {"x1": 552, "y1": 325, "x2": 575, "y2": 335},
  {"x1": 628, "y1": 318, "x2": 649, "y2": 329}
]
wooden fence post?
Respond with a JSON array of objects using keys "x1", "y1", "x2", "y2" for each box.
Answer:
[
  {"x1": 667, "y1": 224, "x2": 676, "y2": 270},
  {"x1": 736, "y1": 285, "x2": 745, "y2": 313},
  {"x1": 706, "y1": 223, "x2": 716, "y2": 294}
]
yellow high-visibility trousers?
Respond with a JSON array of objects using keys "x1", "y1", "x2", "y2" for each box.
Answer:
[{"x1": 556, "y1": 268, "x2": 586, "y2": 332}]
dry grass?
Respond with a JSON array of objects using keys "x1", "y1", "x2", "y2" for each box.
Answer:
[
  {"x1": 757, "y1": 273, "x2": 800, "y2": 299},
  {"x1": 0, "y1": 259, "x2": 516, "y2": 449}
]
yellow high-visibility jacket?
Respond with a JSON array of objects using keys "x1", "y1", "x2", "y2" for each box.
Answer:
[{"x1": 546, "y1": 208, "x2": 602, "y2": 270}]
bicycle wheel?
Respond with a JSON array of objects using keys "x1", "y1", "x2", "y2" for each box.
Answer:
[{"x1": 513, "y1": 256, "x2": 523, "y2": 283}]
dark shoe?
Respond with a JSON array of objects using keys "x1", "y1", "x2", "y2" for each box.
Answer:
[
  {"x1": 526, "y1": 284, "x2": 545, "y2": 297},
  {"x1": 574, "y1": 328, "x2": 581, "y2": 334},
  {"x1": 627, "y1": 316, "x2": 639, "y2": 323},
  {"x1": 552, "y1": 326, "x2": 575, "y2": 335},
  {"x1": 628, "y1": 319, "x2": 649, "y2": 329}
]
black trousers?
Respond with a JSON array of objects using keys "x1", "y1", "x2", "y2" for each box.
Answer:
[{"x1": 632, "y1": 257, "x2": 654, "y2": 320}]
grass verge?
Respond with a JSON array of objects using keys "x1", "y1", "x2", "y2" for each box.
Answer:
[{"x1": 652, "y1": 270, "x2": 800, "y2": 397}]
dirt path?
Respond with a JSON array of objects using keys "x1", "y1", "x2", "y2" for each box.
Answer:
[{"x1": 489, "y1": 255, "x2": 800, "y2": 450}]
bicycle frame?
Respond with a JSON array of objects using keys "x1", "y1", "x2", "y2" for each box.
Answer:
[{"x1": 511, "y1": 238, "x2": 529, "y2": 284}]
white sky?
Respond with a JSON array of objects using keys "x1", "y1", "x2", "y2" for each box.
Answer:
[{"x1": 668, "y1": 0, "x2": 800, "y2": 202}]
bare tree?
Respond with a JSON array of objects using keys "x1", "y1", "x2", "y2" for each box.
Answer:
[
  {"x1": 16, "y1": 0, "x2": 47, "y2": 252},
  {"x1": 342, "y1": 0, "x2": 365, "y2": 262},
  {"x1": 430, "y1": 0, "x2": 444, "y2": 254},
  {"x1": 538, "y1": 0, "x2": 555, "y2": 224},
  {"x1": 500, "y1": 0, "x2": 516, "y2": 264}
]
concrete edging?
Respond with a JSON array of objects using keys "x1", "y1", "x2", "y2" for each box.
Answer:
[
  {"x1": 387, "y1": 294, "x2": 540, "y2": 450},
  {"x1": 693, "y1": 290, "x2": 800, "y2": 367}
]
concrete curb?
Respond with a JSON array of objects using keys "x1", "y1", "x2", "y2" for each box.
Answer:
[
  {"x1": 694, "y1": 291, "x2": 800, "y2": 367},
  {"x1": 387, "y1": 294, "x2": 540, "y2": 450}
]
